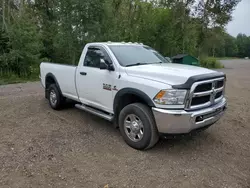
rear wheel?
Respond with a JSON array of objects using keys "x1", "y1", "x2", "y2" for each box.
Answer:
[
  {"x1": 119, "y1": 103, "x2": 159, "y2": 150},
  {"x1": 48, "y1": 84, "x2": 65, "y2": 110}
]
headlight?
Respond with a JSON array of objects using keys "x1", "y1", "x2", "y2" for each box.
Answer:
[{"x1": 153, "y1": 89, "x2": 187, "y2": 105}]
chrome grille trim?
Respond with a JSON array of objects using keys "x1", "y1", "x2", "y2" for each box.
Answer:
[{"x1": 186, "y1": 77, "x2": 225, "y2": 110}]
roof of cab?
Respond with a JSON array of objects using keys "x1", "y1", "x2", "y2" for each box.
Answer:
[{"x1": 87, "y1": 42, "x2": 144, "y2": 46}]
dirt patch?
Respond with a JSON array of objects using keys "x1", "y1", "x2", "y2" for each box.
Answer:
[{"x1": 0, "y1": 60, "x2": 250, "y2": 188}]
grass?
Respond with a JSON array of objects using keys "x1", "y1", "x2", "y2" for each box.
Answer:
[
  {"x1": 200, "y1": 57, "x2": 224, "y2": 69},
  {"x1": 0, "y1": 75, "x2": 39, "y2": 85},
  {"x1": 0, "y1": 66, "x2": 40, "y2": 85}
]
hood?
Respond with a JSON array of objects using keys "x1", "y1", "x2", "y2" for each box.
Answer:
[{"x1": 125, "y1": 63, "x2": 216, "y2": 85}]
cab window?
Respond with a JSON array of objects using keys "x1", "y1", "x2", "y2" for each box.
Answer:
[{"x1": 84, "y1": 47, "x2": 105, "y2": 68}]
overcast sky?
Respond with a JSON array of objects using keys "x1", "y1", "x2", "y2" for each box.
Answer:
[{"x1": 226, "y1": 0, "x2": 250, "y2": 37}]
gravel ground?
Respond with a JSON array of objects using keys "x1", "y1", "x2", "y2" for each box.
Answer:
[{"x1": 0, "y1": 59, "x2": 250, "y2": 188}]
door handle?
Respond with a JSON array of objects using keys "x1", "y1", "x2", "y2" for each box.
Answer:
[{"x1": 80, "y1": 72, "x2": 87, "y2": 76}]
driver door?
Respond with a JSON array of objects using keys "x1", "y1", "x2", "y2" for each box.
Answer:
[{"x1": 76, "y1": 46, "x2": 116, "y2": 113}]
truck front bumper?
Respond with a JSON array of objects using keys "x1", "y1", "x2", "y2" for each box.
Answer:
[{"x1": 152, "y1": 98, "x2": 227, "y2": 134}]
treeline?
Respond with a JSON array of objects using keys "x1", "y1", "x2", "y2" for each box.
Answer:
[
  {"x1": 210, "y1": 32, "x2": 250, "y2": 58},
  {"x1": 0, "y1": 0, "x2": 244, "y2": 79}
]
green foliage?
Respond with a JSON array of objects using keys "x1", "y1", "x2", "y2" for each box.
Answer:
[
  {"x1": 236, "y1": 34, "x2": 250, "y2": 58},
  {"x1": 0, "y1": 74, "x2": 39, "y2": 85},
  {"x1": 206, "y1": 32, "x2": 250, "y2": 58},
  {"x1": 8, "y1": 15, "x2": 42, "y2": 74},
  {"x1": 0, "y1": 0, "x2": 244, "y2": 84},
  {"x1": 200, "y1": 57, "x2": 224, "y2": 69},
  {"x1": 0, "y1": 2, "x2": 42, "y2": 79}
]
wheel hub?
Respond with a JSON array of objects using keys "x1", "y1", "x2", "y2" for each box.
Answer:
[
  {"x1": 124, "y1": 114, "x2": 144, "y2": 142},
  {"x1": 50, "y1": 90, "x2": 57, "y2": 105},
  {"x1": 131, "y1": 121, "x2": 140, "y2": 133}
]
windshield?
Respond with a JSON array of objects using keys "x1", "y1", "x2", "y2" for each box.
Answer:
[{"x1": 108, "y1": 45, "x2": 170, "y2": 67}]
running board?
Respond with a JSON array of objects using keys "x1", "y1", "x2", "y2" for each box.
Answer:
[{"x1": 75, "y1": 104, "x2": 114, "y2": 121}]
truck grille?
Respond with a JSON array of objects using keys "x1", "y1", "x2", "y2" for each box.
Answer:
[{"x1": 186, "y1": 77, "x2": 225, "y2": 110}]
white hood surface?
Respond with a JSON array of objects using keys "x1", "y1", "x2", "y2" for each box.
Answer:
[{"x1": 125, "y1": 63, "x2": 216, "y2": 85}]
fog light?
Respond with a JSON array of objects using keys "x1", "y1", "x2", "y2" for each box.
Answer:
[{"x1": 196, "y1": 116, "x2": 204, "y2": 122}]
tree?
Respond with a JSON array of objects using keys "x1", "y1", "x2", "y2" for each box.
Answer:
[
  {"x1": 0, "y1": 0, "x2": 245, "y2": 80},
  {"x1": 194, "y1": 0, "x2": 240, "y2": 56},
  {"x1": 224, "y1": 33, "x2": 238, "y2": 57},
  {"x1": 236, "y1": 34, "x2": 250, "y2": 58}
]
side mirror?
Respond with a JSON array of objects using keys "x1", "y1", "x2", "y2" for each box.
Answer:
[
  {"x1": 100, "y1": 59, "x2": 115, "y2": 71},
  {"x1": 108, "y1": 64, "x2": 115, "y2": 71},
  {"x1": 100, "y1": 59, "x2": 108, "y2": 70}
]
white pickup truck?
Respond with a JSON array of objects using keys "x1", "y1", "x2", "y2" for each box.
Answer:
[{"x1": 40, "y1": 42, "x2": 227, "y2": 150}]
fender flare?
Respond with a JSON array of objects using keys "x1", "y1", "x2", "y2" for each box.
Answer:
[
  {"x1": 113, "y1": 88, "x2": 155, "y2": 113},
  {"x1": 45, "y1": 73, "x2": 63, "y2": 96}
]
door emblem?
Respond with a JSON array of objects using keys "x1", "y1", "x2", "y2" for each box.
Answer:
[{"x1": 103, "y1": 83, "x2": 111, "y2": 91}]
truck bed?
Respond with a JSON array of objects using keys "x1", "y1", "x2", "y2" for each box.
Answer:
[{"x1": 40, "y1": 62, "x2": 79, "y2": 101}]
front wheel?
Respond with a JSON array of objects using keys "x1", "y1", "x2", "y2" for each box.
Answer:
[{"x1": 119, "y1": 103, "x2": 159, "y2": 150}]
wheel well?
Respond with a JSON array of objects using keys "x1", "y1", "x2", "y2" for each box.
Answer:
[
  {"x1": 45, "y1": 75, "x2": 57, "y2": 99},
  {"x1": 45, "y1": 76, "x2": 56, "y2": 89},
  {"x1": 114, "y1": 93, "x2": 149, "y2": 126}
]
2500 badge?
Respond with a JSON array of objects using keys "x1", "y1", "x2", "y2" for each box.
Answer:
[{"x1": 103, "y1": 83, "x2": 111, "y2": 91}]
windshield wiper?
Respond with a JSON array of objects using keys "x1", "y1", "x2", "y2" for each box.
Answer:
[
  {"x1": 125, "y1": 62, "x2": 164, "y2": 67},
  {"x1": 126, "y1": 63, "x2": 149, "y2": 67}
]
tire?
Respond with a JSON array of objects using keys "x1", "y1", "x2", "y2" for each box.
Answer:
[
  {"x1": 119, "y1": 103, "x2": 159, "y2": 150},
  {"x1": 47, "y1": 84, "x2": 65, "y2": 110}
]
